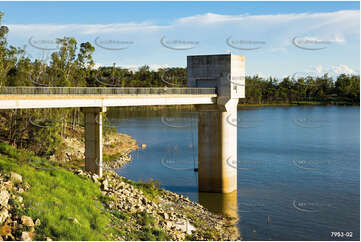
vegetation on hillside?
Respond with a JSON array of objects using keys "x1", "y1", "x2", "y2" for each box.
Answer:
[
  {"x1": 0, "y1": 142, "x2": 115, "y2": 240},
  {"x1": 0, "y1": 142, "x2": 172, "y2": 240}
]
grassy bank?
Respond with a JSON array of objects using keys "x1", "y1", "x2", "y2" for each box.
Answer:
[
  {"x1": 0, "y1": 142, "x2": 170, "y2": 240},
  {"x1": 0, "y1": 142, "x2": 112, "y2": 240}
]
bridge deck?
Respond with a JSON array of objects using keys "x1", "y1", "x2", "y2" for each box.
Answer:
[{"x1": 0, "y1": 87, "x2": 217, "y2": 109}]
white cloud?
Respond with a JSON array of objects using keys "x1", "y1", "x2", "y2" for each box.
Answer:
[
  {"x1": 176, "y1": 13, "x2": 248, "y2": 24},
  {"x1": 7, "y1": 22, "x2": 167, "y2": 35},
  {"x1": 93, "y1": 63, "x2": 169, "y2": 72},
  {"x1": 92, "y1": 63, "x2": 104, "y2": 70},
  {"x1": 7, "y1": 10, "x2": 359, "y2": 38},
  {"x1": 329, "y1": 64, "x2": 358, "y2": 75},
  {"x1": 308, "y1": 64, "x2": 359, "y2": 78},
  {"x1": 5, "y1": 9, "x2": 359, "y2": 76}
]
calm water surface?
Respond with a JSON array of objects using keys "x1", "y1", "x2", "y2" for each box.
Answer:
[{"x1": 109, "y1": 106, "x2": 360, "y2": 241}]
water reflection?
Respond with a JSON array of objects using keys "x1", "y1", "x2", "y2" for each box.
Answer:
[
  {"x1": 199, "y1": 190, "x2": 238, "y2": 217},
  {"x1": 199, "y1": 190, "x2": 240, "y2": 237}
]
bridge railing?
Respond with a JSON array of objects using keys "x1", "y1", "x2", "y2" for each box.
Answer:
[{"x1": 0, "y1": 87, "x2": 216, "y2": 95}]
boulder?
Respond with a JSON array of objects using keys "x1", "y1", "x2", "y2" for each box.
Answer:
[
  {"x1": 35, "y1": 219, "x2": 41, "y2": 226},
  {"x1": 91, "y1": 175, "x2": 99, "y2": 183},
  {"x1": 0, "y1": 189, "x2": 9, "y2": 208},
  {"x1": 165, "y1": 221, "x2": 173, "y2": 229},
  {"x1": 68, "y1": 217, "x2": 80, "y2": 225},
  {"x1": 0, "y1": 208, "x2": 8, "y2": 224},
  {"x1": 101, "y1": 179, "x2": 108, "y2": 191},
  {"x1": 75, "y1": 170, "x2": 83, "y2": 175},
  {"x1": 21, "y1": 232, "x2": 33, "y2": 241},
  {"x1": 10, "y1": 172, "x2": 22, "y2": 183},
  {"x1": 16, "y1": 196, "x2": 23, "y2": 203},
  {"x1": 160, "y1": 212, "x2": 169, "y2": 220},
  {"x1": 174, "y1": 220, "x2": 196, "y2": 235},
  {"x1": 21, "y1": 216, "x2": 34, "y2": 227},
  {"x1": 2, "y1": 182, "x2": 12, "y2": 191},
  {"x1": 0, "y1": 224, "x2": 13, "y2": 240},
  {"x1": 141, "y1": 197, "x2": 147, "y2": 205}
]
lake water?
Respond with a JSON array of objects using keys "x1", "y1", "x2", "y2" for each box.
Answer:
[{"x1": 108, "y1": 106, "x2": 360, "y2": 241}]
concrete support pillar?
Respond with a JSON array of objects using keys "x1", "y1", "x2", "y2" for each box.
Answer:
[
  {"x1": 196, "y1": 99, "x2": 238, "y2": 193},
  {"x1": 81, "y1": 107, "x2": 106, "y2": 176}
]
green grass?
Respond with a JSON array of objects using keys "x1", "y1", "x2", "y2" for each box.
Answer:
[
  {"x1": 183, "y1": 209, "x2": 217, "y2": 240},
  {"x1": 103, "y1": 152, "x2": 123, "y2": 163},
  {"x1": 133, "y1": 212, "x2": 169, "y2": 241},
  {"x1": 0, "y1": 142, "x2": 171, "y2": 241},
  {"x1": 0, "y1": 142, "x2": 118, "y2": 240}
]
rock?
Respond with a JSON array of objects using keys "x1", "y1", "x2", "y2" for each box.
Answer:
[
  {"x1": 0, "y1": 208, "x2": 8, "y2": 224},
  {"x1": 35, "y1": 218, "x2": 41, "y2": 226},
  {"x1": 0, "y1": 224, "x2": 13, "y2": 240},
  {"x1": 174, "y1": 220, "x2": 196, "y2": 235},
  {"x1": 68, "y1": 217, "x2": 80, "y2": 225},
  {"x1": 0, "y1": 189, "x2": 9, "y2": 207},
  {"x1": 21, "y1": 216, "x2": 34, "y2": 227},
  {"x1": 101, "y1": 179, "x2": 108, "y2": 191},
  {"x1": 2, "y1": 182, "x2": 12, "y2": 191},
  {"x1": 160, "y1": 212, "x2": 169, "y2": 220},
  {"x1": 21, "y1": 232, "x2": 33, "y2": 241},
  {"x1": 24, "y1": 183, "x2": 31, "y2": 191},
  {"x1": 10, "y1": 172, "x2": 22, "y2": 183},
  {"x1": 91, "y1": 175, "x2": 99, "y2": 183},
  {"x1": 141, "y1": 197, "x2": 147, "y2": 205},
  {"x1": 165, "y1": 221, "x2": 173, "y2": 229},
  {"x1": 16, "y1": 196, "x2": 23, "y2": 203},
  {"x1": 75, "y1": 170, "x2": 83, "y2": 175}
]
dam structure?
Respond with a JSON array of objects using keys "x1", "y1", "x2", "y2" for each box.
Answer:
[{"x1": 0, "y1": 54, "x2": 245, "y2": 193}]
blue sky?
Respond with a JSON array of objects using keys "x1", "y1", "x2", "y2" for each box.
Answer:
[{"x1": 1, "y1": 1, "x2": 360, "y2": 78}]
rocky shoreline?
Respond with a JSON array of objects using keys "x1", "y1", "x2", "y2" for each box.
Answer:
[
  {"x1": 75, "y1": 169, "x2": 241, "y2": 241},
  {"x1": 102, "y1": 148, "x2": 134, "y2": 170},
  {"x1": 52, "y1": 129, "x2": 139, "y2": 167},
  {"x1": 64, "y1": 130, "x2": 242, "y2": 240}
]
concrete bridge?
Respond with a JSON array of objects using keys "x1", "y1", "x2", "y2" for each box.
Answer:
[
  {"x1": 0, "y1": 87, "x2": 216, "y2": 109},
  {"x1": 0, "y1": 54, "x2": 245, "y2": 194}
]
